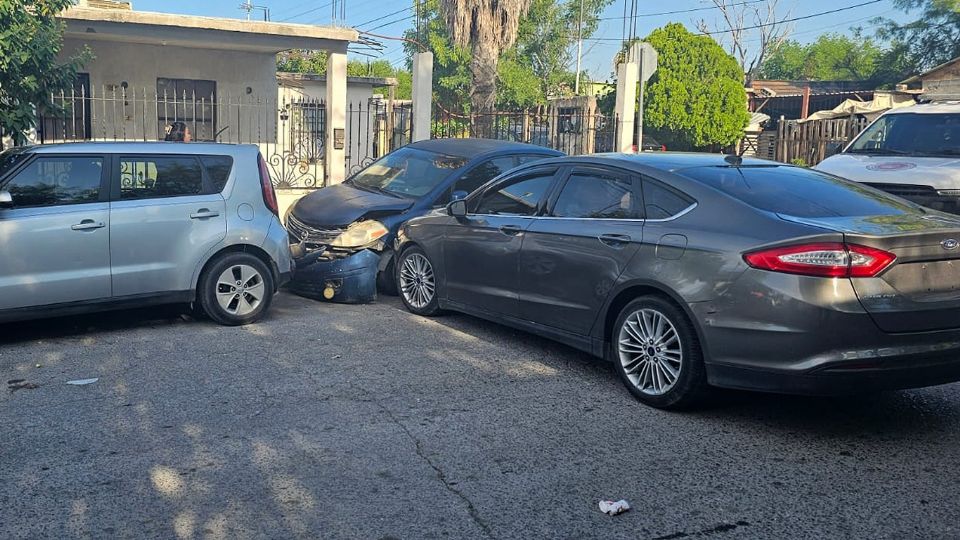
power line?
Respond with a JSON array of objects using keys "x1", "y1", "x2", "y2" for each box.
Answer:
[
  {"x1": 365, "y1": 15, "x2": 416, "y2": 33},
  {"x1": 356, "y1": 6, "x2": 415, "y2": 29},
  {"x1": 278, "y1": 2, "x2": 334, "y2": 22},
  {"x1": 699, "y1": 0, "x2": 885, "y2": 35},
  {"x1": 579, "y1": 0, "x2": 887, "y2": 41},
  {"x1": 600, "y1": 0, "x2": 767, "y2": 21}
]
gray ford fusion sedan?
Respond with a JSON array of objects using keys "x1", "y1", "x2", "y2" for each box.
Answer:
[{"x1": 394, "y1": 153, "x2": 960, "y2": 409}]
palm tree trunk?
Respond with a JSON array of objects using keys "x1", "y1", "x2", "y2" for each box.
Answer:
[{"x1": 470, "y1": 41, "x2": 499, "y2": 138}]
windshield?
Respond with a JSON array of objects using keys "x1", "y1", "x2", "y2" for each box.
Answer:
[
  {"x1": 682, "y1": 165, "x2": 917, "y2": 218},
  {"x1": 348, "y1": 147, "x2": 469, "y2": 199},
  {"x1": 847, "y1": 113, "x2": 960, "y2": 157}
]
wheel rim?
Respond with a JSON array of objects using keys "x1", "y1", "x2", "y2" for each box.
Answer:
[
  {"x1": 399, "y1": 253, "x2": 435, "y2": 309},
  {"x1": 215, "y1": 264, "x2": 265, "y2": 317},
  {"x1": 618, "y1": 308, "x2": 683, "y2": 396}
]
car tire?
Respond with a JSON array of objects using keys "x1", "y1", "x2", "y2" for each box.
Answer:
[
  {"x1": 611, "y1": 296, "x2": 708, "y2": 410},
  {"x1": 377, "y1": 254, "x2": 399, "y2": 296},
  {"x1": 198, "y1": 252, "x2": 275, "y2": 326},
  {"x1": 396, "y1": 246, "x2": 441, "y2": 316}
]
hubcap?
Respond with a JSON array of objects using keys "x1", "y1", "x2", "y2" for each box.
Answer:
[
  {"x1": 618, "y1": 308, "x2": 683, "y2": 396},
  {"x1": 215, "y1": 264, "x2": 265, "y2": 317},
  {"x1": 399, "y1": 253, "x2": 435, "y2": 309}
]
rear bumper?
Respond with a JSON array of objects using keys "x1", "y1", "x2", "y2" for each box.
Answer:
[
  {"x1": 692, "y1": 268, "x2": 960, "y2": 394},
  {"x1": 707, "y1": 354, "x2": 960, "y2": 395},
  {"x1": 288, "y1": 249, "x2": 380, "y2": 304}
]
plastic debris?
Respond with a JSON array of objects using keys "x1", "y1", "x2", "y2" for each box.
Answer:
[
  {"x1": 599, "y1": 499, "x2": 631, "y2": 516},
  {"x1": 66, "y1": 378, "x2": 99, "y2": 386}
]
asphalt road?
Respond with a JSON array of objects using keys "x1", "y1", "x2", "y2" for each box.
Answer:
[{"x1": 1, "y1": 292, "x2": 958, "y2": 539}]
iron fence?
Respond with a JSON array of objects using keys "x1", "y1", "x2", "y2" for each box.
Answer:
[
  {"x1": 34, "y1": 85, "x2": 412, "y2": 189},
  {"x1": 432, "y1": 106, "x2": 616, "y2": 155}
]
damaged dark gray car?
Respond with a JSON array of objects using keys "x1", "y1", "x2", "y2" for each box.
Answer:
[{"x1": 285, "y1": 139, "x2": 561, "y2": 302}]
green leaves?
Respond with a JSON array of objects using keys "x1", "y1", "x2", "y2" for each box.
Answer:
[
  {"x1": 643, "y1": 23, "x2": 750, "y2": 150},
  {"x1": 760, "y1": 34, "x2": 884, "y2": 81},
  {"x1": 0, "y1": 0, "x2": 91, "y2": 146}
]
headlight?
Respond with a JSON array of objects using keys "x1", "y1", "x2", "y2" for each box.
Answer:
[{"x1": 330, "y1": 220, "x2": 388, "y2": 248}]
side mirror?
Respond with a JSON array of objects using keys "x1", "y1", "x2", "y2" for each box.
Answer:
[
  {"x1": 447, "y1": 199, "x2": 467, "y2": 218},
  {"x1": 0, "y1": 191, "x2": 11, "y2": 207},
  {"x1": 451, "y1": 190, "x2": 468, "y2": 201},
  {"x1": 825, "y1": 141, "x2": 843, "y2": 157}
]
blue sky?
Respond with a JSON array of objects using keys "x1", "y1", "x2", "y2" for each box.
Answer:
[{"x1": 134, "y1": 0, "x2": 908, "y2": 79}]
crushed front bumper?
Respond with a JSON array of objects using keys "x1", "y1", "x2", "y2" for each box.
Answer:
[{"x1": 288, "y1": 248, "x2": 380, "y2": 304}]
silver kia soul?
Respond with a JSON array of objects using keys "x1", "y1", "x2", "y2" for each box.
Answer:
[{"x1": 0, "y1": 143, "x2": 293, "y2": 326}]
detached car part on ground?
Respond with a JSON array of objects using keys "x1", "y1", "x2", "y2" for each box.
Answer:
[
  {"x1": 285, "y1": 139, "x2": 561, "y2": 303},
  {"x1": 395, "y1": 152, "x2": 960, "y2": 409},
  {"x1": 817, "y1": 102, "x2": 960, "y2": 214}
]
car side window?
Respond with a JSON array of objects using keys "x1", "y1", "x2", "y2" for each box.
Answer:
[
  {"x1": 200, "y1": 155, "x2": 234, "y2": 192},
  {"x1": 552, "y1": 170, "x2": 639, "y2": 219},
  {"x1": 642, "y1": 177, "x2": 694, "y2": 219},
  {"x1": 119, "y1": 156, "x2": 204, "y2": 200},
  {"x1": 441, "y1": 156, "x2": 518, "y2": 205},
  {"x1": 1, "y1": 156, "x2": 103, "y2": 208},
  {"x1": 473, "y1": 170, "x2": 556, "y2": 216}
]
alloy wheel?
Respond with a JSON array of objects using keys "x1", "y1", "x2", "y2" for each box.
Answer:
[
  {"x1": 399, "y1": 253, "x2": 436, "y2": 309},
  {"x1": 618, "y1": 308, "x2": 683, "y2": 396},
  {"x1": 215, "y1": 264, "x2": 265, "y2": 317}
]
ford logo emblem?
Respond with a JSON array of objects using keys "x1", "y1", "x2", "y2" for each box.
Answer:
[{"x1": 942, "y1": 239, "x2": 960, "y2": 250}]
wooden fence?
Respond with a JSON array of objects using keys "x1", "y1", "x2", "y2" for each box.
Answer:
[{"x1": 774, "y1": 115, "x2": 870, "y2": 166}]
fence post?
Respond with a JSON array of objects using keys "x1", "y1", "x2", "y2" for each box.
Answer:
[
  {"x1": 614, "y1": 62, "x2": 638, "y2": 153},
  {"x1": 412, "y1": 52, "x2": 433, "y2": 142}
]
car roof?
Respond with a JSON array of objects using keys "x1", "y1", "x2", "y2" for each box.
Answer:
[
  {"x1": 21, "y1": 142, "x2": 252, "y2": 154},
  {"x1": 406, "y1": 138, "x2": 563, "y2": 158},
  {"x1": 530, "y1": 152, "x2": 778, "y2": 173},
  {"x1": 884, "y1": 102, "x2": 960, "y2": 115}
]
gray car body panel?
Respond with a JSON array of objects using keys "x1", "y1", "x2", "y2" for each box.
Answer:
[
  {"x1": 0, "y1": 142, "x2": 292, "y2": 322},
  {"x1": 398, "y1": 153, "x2": 960, "y2": 394}
]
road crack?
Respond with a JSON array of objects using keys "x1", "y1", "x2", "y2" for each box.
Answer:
[{"x1": 352, "y1": 381, "x2": 494, "y2": 539}]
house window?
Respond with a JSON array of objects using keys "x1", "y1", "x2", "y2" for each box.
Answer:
[
  {"x1": 157, "y1": 78, "x2": 217, "y2": 141},
  {"x1": 41, "y1": 73, "x2": 91, "y2": 142},
  {"x1": 289, "y1": 100, "x2": 325, "y2": 160}
]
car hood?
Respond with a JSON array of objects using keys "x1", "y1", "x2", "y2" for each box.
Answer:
[
  {"x1": 816, "y1": 154, "x2": 960, "y2": 190},
  {"x1": 291, "y1": 183, "x2": 414, "y2": 227}
]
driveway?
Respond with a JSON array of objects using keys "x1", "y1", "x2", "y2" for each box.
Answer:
[{"x1": 1, "y1": 292, "x2": 958, "y2": 539}]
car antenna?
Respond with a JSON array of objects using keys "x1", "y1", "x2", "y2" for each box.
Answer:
[{"x1": 724, "y1": 154, "x2": 743, "y2": 167}]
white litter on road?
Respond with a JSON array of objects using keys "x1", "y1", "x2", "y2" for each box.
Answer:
[
  {"x1": 599, "y1": 499, "x2": 631, "y2": 516},
  {"x1": 66, "y1": 378, "x2": 99, "y2": 386}
]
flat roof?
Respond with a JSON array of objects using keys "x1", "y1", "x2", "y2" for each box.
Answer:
[
  {"x1": 62, "y1": 7, "x2": 358, "y2": 53},
  {"x1": 277, "y1": 72, "x2": 398, "y2": 87}
]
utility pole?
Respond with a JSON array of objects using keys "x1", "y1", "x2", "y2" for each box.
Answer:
[{"x1": 574, "y1": 0, "x2": 584, "y2": 95}]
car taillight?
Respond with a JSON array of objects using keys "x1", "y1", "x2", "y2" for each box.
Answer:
[
  {"x1": 743, "y1": 242, "x2": 895, "y2": 278},
  {"x1": 660, "y1": 145, "x2": 667, "y2": 151},
  {"x1": 257, "y1": 153, "x2": 279, "y2": 217}
]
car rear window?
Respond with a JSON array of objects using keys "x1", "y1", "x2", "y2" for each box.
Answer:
[
  {"x1": 680, "y1": 165, "x2": 916, "y2": 218},
  {"x1": 201, "y1": 155, "x2": 234, "y2": 192}
]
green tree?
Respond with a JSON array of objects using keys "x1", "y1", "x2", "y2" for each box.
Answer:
[
  {"x1": 642, "y1": 23, "x2": 750, "y2": 150},
  {"x1": 877, "y1": 0, "x2": 960, "y2": 73},
  {"x1": 404, "y1": 0, "x2": 611, "y2": 110},
  {"x1": 277, "y1": 53, "x2": 412, "y2": 99},
  {"x1": 0, "y1": 0, "x2": 91, "y2": 147},
  {"x1": 759, "y1": 33, "x2": 884, "y2": 81}
]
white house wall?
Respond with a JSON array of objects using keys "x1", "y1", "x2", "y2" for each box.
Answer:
[{"x1": 61, "y1": 37, "x2": 278, "y2": 143}]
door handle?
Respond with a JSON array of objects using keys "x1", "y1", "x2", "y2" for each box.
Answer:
[
  {"x1": 71, "y1": 220, "x2": 105, "y2": 231},
  {"x1": 599, "y1": 233, "x2": 632, "y2": 247},
  {"x1": 499, "y1": 225, "x2": 523, "y2": 236},
  {"x1": 190, "y1": 209, "x2": 221, "y2": 219}
]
